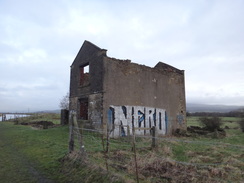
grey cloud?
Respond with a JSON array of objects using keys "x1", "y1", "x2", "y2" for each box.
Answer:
[{"x1": 0, "y1": 0, "x2": 244, "y2": 112}]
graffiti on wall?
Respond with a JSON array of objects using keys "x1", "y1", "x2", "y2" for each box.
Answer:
[
  {"x1": 108, "y1": 105, "x2": 168, "y2": 137},
  {"x1": 177, "y1": 111, "x2": 185, "y2": 125}
]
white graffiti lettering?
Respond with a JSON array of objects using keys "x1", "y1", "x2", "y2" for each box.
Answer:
[{"x1": 108, "y1": 105, "x2": 167, "y2": 137}]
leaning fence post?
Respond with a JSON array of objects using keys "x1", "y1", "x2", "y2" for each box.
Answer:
[
  {"x1": 127, "y1": 125, "x2": 130, "y2": 142},
  {"x1": 151, "y1": 126, "x2": 158, "y2": 148},
  {"x1": 68, "y1": 111, "x2": 74, "y2": 153}
]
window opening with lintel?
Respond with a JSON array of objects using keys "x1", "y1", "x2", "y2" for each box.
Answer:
[{"x1": 79, "y1": 64, "x2": 89, "y2": 86}]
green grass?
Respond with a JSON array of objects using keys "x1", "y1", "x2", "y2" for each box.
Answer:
[
  {"x1": 0, "y1": 133, "x2": 37, "y2": 183},
  {"x1": 187, "y1": 116, "x2": 201, "y2": 126},
  {"x1": 0, "y1": 116, "x2": 125, "y2": 183},
  {"x1": 187, "y1": 116, "x2": 241, "y2": 129},
  {"x1": 0, "y1": 121, "x2": 68, "y2": 182},
  {"x1": 0, "y1": 115, "x2": 244, "y2": 182},
  {"x1": 82, "y1": 122, "x2": 244, "y2": 182}
]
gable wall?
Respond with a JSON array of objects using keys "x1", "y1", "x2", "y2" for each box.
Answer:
[
  {"x1": 70, "y1": 42, "x2": 104, "y2": 99},
  {"x1": 69, "y1": 42, "x2": 105, "y2": 126}
]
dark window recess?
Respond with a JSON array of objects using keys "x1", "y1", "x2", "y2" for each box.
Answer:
[
  {"x1": 79, "y1": 65, "x2": 89, "y2": 86},
  {"x1": 80, "y1": 99, "x2": 88, "y2": 120}
]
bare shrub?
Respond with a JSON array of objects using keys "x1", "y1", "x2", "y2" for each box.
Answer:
[
  {"x1": 199, "y1": 117, "x2": 223, "y2": 132},
  {"x1": 59, "y1": 92, "x2": 69, "y2": 110}
]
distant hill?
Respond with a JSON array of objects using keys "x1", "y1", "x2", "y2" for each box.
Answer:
[
  {"x1": 186, "y1": 103, "x2": 244, "y2": 113},
  {"x1": 34, "y1": 105, "x2": 244, "y2": 114}
]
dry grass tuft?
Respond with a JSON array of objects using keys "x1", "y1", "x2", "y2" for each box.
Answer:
[
  {"x1": 190, "y1": 155, "x2": 215, "y2": 163},
  {"x1": 124, "y1": 150, "x2": 244, "y2": 182},
  {"x1": 162, "y1": 145, "x2": 172, "y2": 156}
]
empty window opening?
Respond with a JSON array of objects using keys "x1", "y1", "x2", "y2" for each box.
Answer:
[
  {"x1": 79, "y1": 64, "x2": 90, "y2": 86},
  {"x1": 84, "y1": 65, "x2": 89, "y2": 73}
]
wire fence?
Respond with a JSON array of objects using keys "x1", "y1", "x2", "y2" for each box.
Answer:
[{"x1": 67, "y1": 114, "x2": 244, "y2": 183}]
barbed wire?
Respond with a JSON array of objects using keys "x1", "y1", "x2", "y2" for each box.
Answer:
[
  {"x1": 73, "y1": 126, "x2": 244, "y2": 150},
  {"x1": 69, "y1": 122, "x2": 244, "y2": 182}
]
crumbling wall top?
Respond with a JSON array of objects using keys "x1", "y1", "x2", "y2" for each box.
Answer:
[{"x1": 154, "y1": 62, "x2": 184, "y2": 75}]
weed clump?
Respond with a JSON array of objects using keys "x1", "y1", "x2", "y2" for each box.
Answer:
[{"x1": 199, "y1": 117, "x2": 223, "y2": 132}]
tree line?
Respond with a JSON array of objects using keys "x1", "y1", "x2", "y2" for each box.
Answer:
[{"x1": 187, "y1": 110, "x2": 244, "y2": 118}]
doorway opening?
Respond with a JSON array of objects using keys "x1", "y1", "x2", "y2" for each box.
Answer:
[{"x1": 79, "y1": 98, "x2": 88, "y2": 120}]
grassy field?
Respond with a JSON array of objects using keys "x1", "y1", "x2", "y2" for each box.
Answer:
[
  {"x1": 0, "y1": 121, "x2": 68, "y2": 182},
  {"x1": 80, "y1": 116, "x2": 244, "y2": 182},
  {"x1": 0, "y1": 115, "x2": 243, "y2": 182},
  {"x1": 12, "y1": 113, "x2": 62, "y2": 125},
  {"x1": 187, "y1": 116, "x2": 241, "y2": 127},
  {"x1": 0, "y1": 114, "x2": 122, "y2": 183}
]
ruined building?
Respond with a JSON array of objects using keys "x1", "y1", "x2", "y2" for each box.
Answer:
[{"x1": 69, "y1": 41, "x2": 186, "y2": 137}]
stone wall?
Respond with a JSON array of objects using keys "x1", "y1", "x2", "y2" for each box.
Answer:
[{"x1": 102, "y1": 57, "x2": 186, "y2": 135}]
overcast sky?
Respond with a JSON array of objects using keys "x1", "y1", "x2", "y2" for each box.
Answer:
[{"x1": 0, "y1": 0, "x2": 244, "y2": 112}]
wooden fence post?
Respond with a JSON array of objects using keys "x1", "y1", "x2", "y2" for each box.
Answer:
[
  {"x1": 104, "y1": 123, "x2": 110, "y2": 171},
  {"x1": 132, "y1": 125, "x2": 139, "y2": 183},
  {"x1": 151, "y1": 126, "x2": 158, "y2": 148},
  {"x1": 127, "y1": 125, "x2": 130, "y2": 142},
  {"x1": 68, "y1": 111, "x2": 74, "y2": 153}
]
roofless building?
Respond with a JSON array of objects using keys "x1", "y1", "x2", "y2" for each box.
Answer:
[{"x1": 69, "y1": 40, "x2": 186, "y2": 137}]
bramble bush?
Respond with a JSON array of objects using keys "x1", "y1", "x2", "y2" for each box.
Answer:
[
  {"x1": 239, "y1": 118, "x2": 244, "y2": 132},
  {"x1": 199, "y1": 117, "x2": 223, "y2": 131}
]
